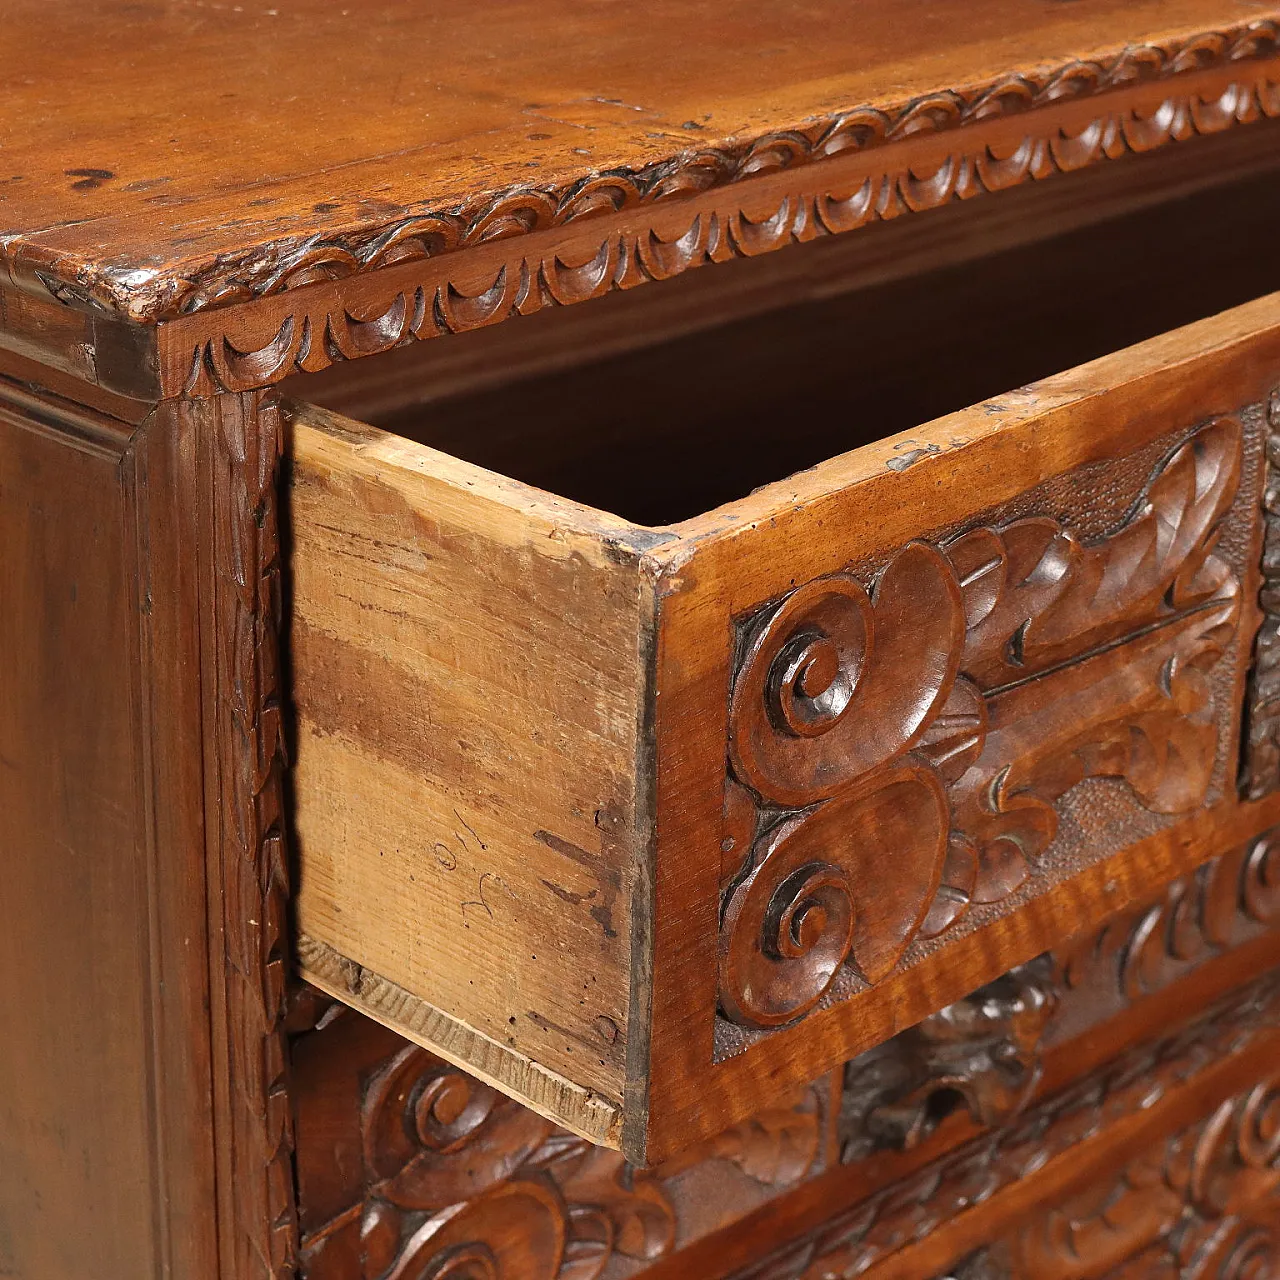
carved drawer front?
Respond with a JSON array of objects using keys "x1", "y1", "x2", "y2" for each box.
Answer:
[{"x1": 288, "y1": 289, "x2": 1280, "y2": 1164}]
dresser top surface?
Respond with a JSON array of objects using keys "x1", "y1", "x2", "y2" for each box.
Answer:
[{"x1": 1, "y1": 0, "x2": 1276, "y2": 324}]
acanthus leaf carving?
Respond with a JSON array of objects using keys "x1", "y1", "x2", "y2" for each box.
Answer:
[
  {"x1": 209, "y1": 392, "x2": 299, "y2": 1275},
  {"x1": 1056, "y1": 830, "x2": 1280, "y2": 1022},
  {"x1": 719, "y1": 416, "x2": 1247, "y2": 1029}
]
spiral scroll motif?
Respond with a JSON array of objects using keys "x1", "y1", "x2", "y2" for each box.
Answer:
[
  {"x1": 719, "y1": 761, "x2": 950, "y2": 1025},
  {"x1": 362, "y1": 1045, "x2": 551, "y2": 1210},
  {"x1": 720, "y1": 543, "x2": 964, "y2": 1024},
  {"x1": 719, "y1": 416, "x2": 1247, "y2": 1031},
  {"x1": 730, "y1": 542, "x2": 964, "y2": 807},
  {"x1": 385, "y1": 1181, "x2": 567, "y2": 1280}
]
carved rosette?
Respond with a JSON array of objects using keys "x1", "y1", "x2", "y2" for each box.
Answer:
[
  {"x1": 303, "y1": 1043, "x2": 823, "y2": 1280},
  {"x1": 719, "y1": 419, "x2": 1246, "y2": 1028}
]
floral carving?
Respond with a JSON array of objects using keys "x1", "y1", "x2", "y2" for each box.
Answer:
[{"x1": 719, "y1": 418, "x2": 1245, "y2": 1028}]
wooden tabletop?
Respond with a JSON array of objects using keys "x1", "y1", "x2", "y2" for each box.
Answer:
[{"x1": 1, "y1": 0, "x2": 1277, "y2": 324}]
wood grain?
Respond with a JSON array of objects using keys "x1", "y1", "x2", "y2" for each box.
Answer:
[
  {"x1": 291, "y1": 1004, "x2": 830, "y2": 1280},
  {"x1": 288, "y1": 404, "x2": 659, "y2": 1120},
  {"x1": 0, "y1": 379, "x2": 224, "y2": 1278},
  {"x1": 287, "y1": 926, "x2": 1280, "y2": 1280},
  {"x1": 729, "y1": 976, "x2": 1280, "y2": 1280}
]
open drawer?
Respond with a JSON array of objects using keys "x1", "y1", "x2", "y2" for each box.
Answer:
[{"x1": 287, "y1": 190, "x2": 1280, "y2": 1164}]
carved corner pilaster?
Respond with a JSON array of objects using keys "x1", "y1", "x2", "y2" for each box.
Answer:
[{"x1": 195, "y1": 390, "x2": 299, "y2": 1278}]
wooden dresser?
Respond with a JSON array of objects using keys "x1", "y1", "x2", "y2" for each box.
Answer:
[{"x1": 3, "y1": 3, "x2": 1280, "y2": 1276}]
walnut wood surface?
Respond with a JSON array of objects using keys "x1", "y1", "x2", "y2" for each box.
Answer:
[
  {"x1": 0, "y1": 383, "x2": 170, "y2": 1276},
  {"x1": 187, "y1": 391, "x2": 300, "y2": 1276},
  {"x1": 0, "y1": 1, "x2": 1277, "y2": 345},
  {"x1": 0, "y1": 379, "x2": 227, "y2": 1277}
]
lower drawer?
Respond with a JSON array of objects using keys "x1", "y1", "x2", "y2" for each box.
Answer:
[
  {"x1": 290, "y1": 839, "x2": 1280, "y2": 1280},
  {"x1": 287, "y1": 183, "x2": 1280, "y2": 1162}
]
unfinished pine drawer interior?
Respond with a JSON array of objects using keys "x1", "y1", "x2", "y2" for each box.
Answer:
[{"x1": 287, "y1": 174, "x2": 1280, "y2": 1162}]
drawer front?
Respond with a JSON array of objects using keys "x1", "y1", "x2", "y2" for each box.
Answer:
[
  {"x1": 646, "y1": 298, "x2": 1280, "y2": 1159},
  {"x1": 290, "y1": 294, "x2": 1280, "y2": 1162}
]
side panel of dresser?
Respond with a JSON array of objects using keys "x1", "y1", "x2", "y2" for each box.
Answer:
[
  {"x1": 0, "y1": 371, "x2": 299, "y2": 1280},
  {"x1": 0, "y1": 379, "x2": 217, "y2": 1278}
]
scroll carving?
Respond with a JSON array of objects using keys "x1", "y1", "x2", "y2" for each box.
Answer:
[
  {"x1": 720, "y1": 418, "x2": 1245, "y2": 1027},
  {"x1": 730, "y1": 972, "x2": 1280, "y2": 1280},
  {"x1": 840, "y1": 956, "x2": 1059, "y2": 1160},
  {"x1": 1244, "y1": 388, "x2": 1280, "y2": 798},
  {"x1": 299, "y1": 1038, "x2": 823, "y2": 1280}
]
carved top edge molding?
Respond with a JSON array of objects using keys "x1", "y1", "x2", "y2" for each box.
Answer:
[{"x1": 11, "y1": 18, "x2": 1280, "y2": 324}]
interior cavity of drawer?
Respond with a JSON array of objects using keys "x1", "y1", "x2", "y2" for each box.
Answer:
[{"x1": 286, "y1": 170, "x2": 1280, "y2": 1162}]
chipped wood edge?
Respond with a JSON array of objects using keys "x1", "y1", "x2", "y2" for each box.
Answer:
[{"x1": 297, "y1": 933, "x2": 624, "y2": 1149}]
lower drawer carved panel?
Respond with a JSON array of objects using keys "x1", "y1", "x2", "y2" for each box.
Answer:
[
  {"x1": 292, "y1": 1006, "x2": 839, "y2": 1280},
  {"x1": 293, "y1": 833, "x2": 1280, "y2": 1280},
  {"x1": 743, "y1": 976, "x2": 1280, "y2": 1280}
]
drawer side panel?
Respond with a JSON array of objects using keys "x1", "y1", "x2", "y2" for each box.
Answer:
[{"x1": 288, "y1": 409, "x2": 650, "y2": 1127}]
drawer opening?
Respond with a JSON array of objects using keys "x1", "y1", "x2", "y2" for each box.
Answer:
[{"x1": 292, "y1": 163, "x2": 1280, "y2": 526}]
